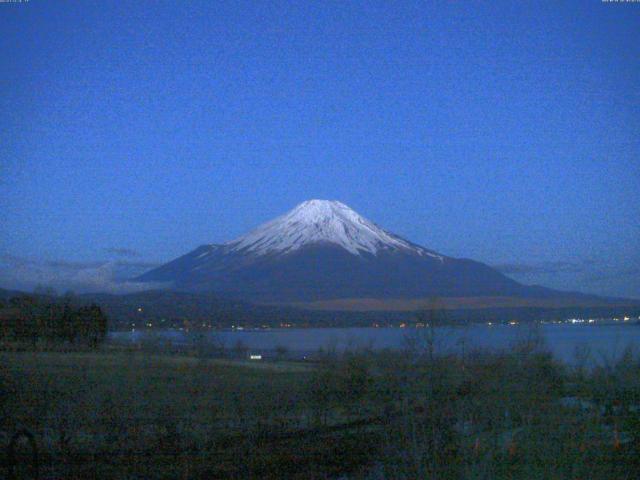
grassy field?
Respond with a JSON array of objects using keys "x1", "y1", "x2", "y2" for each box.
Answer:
[
  {"x1": 1, "y1": 351, "x2": 338, "y2": 478},
  {"x1": 1, "y1": 350, "x2": 385, "y2": 479},
  {"x1": 1, "y1": 343, "x2": 639, "y2": 479}
]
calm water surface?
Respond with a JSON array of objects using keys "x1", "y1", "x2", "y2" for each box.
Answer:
[{"x1": 109, "y1": 323, "x2": 640, "y2": 365}]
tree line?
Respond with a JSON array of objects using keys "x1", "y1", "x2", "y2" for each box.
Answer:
[{"x1": 0, "y1": 295, "x2": 108, "y2": 348}]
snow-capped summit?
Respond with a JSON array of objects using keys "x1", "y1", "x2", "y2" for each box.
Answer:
[
  {"x1": 137, "y1": 199, "x2": 527, "y2": 302},
  {"x1": 225, "y1": 199, "x2": 442, "y2": 258}
]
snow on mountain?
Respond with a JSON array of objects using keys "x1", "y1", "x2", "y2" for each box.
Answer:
[
  {"x1": 135, "y1": 199, "x2": 540, "y2": 301},
  {"x1": 222, "y1": 199, "x2": 443, "y2": 259}
]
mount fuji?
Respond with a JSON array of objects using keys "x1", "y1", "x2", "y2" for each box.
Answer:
[{"x1": 135, "y1": 199, "x2": 580, "y2": 305}]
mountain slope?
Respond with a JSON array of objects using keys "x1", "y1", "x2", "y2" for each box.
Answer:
[
  {"x1": 222, "y1": 199, "x2": 444, "y2": 258},
  {"x1": 136, "y1": 200, "x2": 572, "y2": 302}
]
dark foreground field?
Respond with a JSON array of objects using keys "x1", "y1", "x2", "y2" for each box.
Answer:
[{"x1": 2, "y1": 337, "x2": 640, "y2": 479}]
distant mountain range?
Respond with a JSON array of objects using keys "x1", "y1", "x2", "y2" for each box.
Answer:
[
  {"x1": 3, "y1": 200, "x2": 637, "y2": 327},
  {"x1": 136, "y1": 199, "x2": 624, "y2": 308}
]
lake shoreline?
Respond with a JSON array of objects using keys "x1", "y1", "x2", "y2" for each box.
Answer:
[{"x1": 108, "y1": 323, "x2": 640, "y2": 366}]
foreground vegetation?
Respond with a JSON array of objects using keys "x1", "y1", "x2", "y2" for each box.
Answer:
[
  {"x1": 1, "y1": 335, "x2": 640, "y2": 478},
  {"x1": 0, "y1": 294, "x2": 108, "y2": 348}
]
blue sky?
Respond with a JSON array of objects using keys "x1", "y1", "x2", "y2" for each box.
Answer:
[{"x1": 1, "y1": 1, "x2": 638, "y2": 297}]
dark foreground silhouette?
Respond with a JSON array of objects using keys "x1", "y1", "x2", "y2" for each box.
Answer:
[{"x1": 1, "y1": 329, "x2": 640, "y2": 479}]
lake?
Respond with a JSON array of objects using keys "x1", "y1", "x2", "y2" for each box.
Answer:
[{"x1": 109, "y1": 323, "x2": 640, "y2": 365}]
